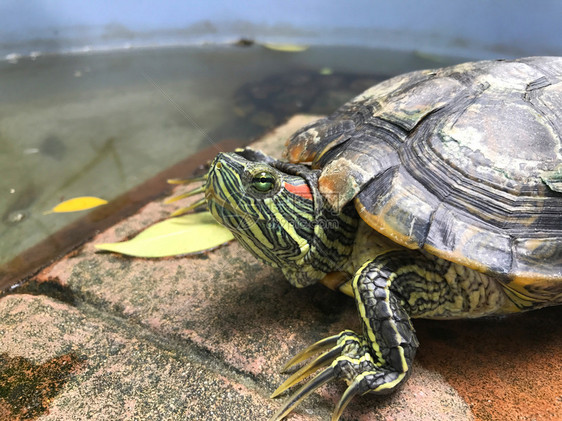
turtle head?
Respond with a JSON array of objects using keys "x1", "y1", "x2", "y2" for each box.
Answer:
[{"x1": 205, "y1": 148, "x2": 358, "y2": 287}]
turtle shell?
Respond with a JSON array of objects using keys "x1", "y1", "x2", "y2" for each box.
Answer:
[{"x1": 286, "y1": 57, "x2": 562, "y2": 303}]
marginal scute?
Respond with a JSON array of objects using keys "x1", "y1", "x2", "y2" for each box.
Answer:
[
  {"x1": 453, "y1": 227, "x2": 513, "y2": 275},
  {"x1": 286, "y1": 119, "x2": 355, "y2": 163},
  {"x1": 512, "y1": 237, "x2": 562, "y2": 279},
  {"x1": 318, "y1": 134, "x2": 401, "y2": 211},
  {"x1": 355, "y1": 168, "x2": 436, "y2": 250},
  {"x1": 318, "y1": 158, "x2": 363, "y2": 210}
]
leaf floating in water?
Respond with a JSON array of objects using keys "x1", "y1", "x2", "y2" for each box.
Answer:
[
  {"x1": 413, "y1": 50, "x2": 450, "y2": 64},
  {"x1": 45, "y1": 196, "x2": 108, "y2": 214},
  {"x1": 95, "y1": 212, "x2": 234, "y2": 258},
  {"x1": 262, "y1": 43, "x2": 309, "y2": 52}
]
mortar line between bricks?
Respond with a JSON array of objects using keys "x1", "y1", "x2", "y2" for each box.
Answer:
[
  {"x1": 71, "y1": 297, "x2": 346, "y2": 420},
  {"x1": 67, "y1": 298, "x2": 276, "y2": 402},
  {"x1": 8, "y1": 287, "x2": 337, "y2": 419},
  {"x1": 77, "y1": 299, "x2": 337, "y2": 419}
]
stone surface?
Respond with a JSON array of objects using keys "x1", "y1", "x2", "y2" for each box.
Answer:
[
  {"x1": 0, "y1": 294, "x2": 276, "y2": 420},
  {"x1": 0, "y1": 115, "x2": 560, "y2": 421},
  {"x1": 416, "y1": 308, "x2": 562, "y2": 421}
]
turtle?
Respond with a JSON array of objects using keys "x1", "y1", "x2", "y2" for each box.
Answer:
[{"x1": 182, "y1": 56, "x2": 562, "y2": 420}]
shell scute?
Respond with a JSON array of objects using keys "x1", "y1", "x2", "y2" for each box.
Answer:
[
  {"x1": 512, "y1": 237, "x2": 562, "y2": 279},
  {"x1": 285, "y1": 57, "x2": 562, "y2": 296},
  {"x1": 285, "y1": 118, "x2": 355, "y2": 163},
  {"x1": 356, "y1": 167, "x2": 437, "y2": 249},
  {"x1": 317, "y1": 133, "x2": 401, "y2": 211},
  {"x1": 436, "y1": 94, "x2": 562, "y2": 186},
  {"x1": 374, "y1": 76, "x2": 464, "y2": 131}
]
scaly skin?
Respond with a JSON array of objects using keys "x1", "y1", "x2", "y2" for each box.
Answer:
[
  {"x1": 189, "y1": 56, "x2": 562, "y2": 420},
  {"x1": 194, "y1": 150, "x2": 527, "y2": 420}
]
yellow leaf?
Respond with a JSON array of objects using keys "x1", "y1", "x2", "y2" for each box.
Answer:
[
  {"x1": 45, "y1": 196, "x2": 108, "y2": 214},
  {"x1": 414, "y1": 50, "x2": 449, "y2": 64},
  {"x1": 95, "y1": 212, "x2": 234, "y2": 258},
  {"x1": 262, "y1": 43, "x2": 309, "y2": 52}
]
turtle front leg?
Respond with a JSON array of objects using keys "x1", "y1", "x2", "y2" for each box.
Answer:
[{"x1": 271, "y1": 255, "x2": 419, "y2": 421}]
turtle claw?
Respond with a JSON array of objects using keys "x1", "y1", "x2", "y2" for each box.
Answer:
[
  {"x1": 270, "y1": 329, "x2": 412, "y2": 420},
  {"x1": 271, "y1": 363, "x2": 368, "y2": 421},
  {"x1": 331, "y1": 378, "x2": 364, "y2": 421},
  {"x1": 271, "y1": 344, "x2": 343, "y2": 398},
  {"x1": 270, "y1": 366, "x2": 336, "y2": 421},
  {"x1": 169, "y1": 197, "x2": 207, "y2": 217},
  {"x1": 271, "y1": 331, "x2": 369, "y2": 420},
  {"x1": 166, "y1": 175, "x2": 208, "y2": 216},
  {"x1": 281, "y1": 333, "x2": 340, "y2": 372},
  {"x1": 164, "y1": 185, "x2": 206, "y2": 203}
]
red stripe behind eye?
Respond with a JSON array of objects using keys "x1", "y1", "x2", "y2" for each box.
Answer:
[{"x1": 284, "y1": 182, "x2": 313, "y2": 200}]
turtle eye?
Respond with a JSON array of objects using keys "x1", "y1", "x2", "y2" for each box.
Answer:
[{"x1": 251, "y1": 171, "x2": 275, "y2": 192}]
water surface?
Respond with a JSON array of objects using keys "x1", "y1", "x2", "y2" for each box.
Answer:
[{"x1": 0, "y1": 44, "x2": 465, "y2": 270}]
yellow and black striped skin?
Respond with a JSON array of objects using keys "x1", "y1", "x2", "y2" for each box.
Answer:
[
  {"x1": 201, "y1": 57, "x2": 562, "y2": 421},
  {"x1": 203, "y1": 150, "x2": 517, "y2": 421},
  {"x1": 205, "y1": 151, "x2": 421, "y2": 419},
  {"x1": 205, "y1": 149, "x2": 358, "y2": 288}
]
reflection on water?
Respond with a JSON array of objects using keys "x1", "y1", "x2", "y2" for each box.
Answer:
[{"x1": 0, "y1": 44, "x2": 465, "y2": 268}]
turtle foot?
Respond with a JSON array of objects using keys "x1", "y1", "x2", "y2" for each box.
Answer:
[{"x1": 270, "y1": 330, "x2": 407, "y2": 421}]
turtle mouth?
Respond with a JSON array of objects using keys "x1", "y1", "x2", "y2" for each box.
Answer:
[
  {"x1": 204, "y1": 182, "x2": 238, "y2": 215},
  {"x1": 205, "y1": 185, "x2": 250, "y2": 232},
  {"x1": 204, "y1": 159, "x2": 238, "y2": 214}
]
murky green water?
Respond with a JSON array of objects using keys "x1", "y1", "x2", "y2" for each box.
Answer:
[{"x1": 0, "y1": 44, "x2": 466, "y2": 269}]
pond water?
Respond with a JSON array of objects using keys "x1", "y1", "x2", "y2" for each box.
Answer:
[{"x1": 0, "y1": 44, "x2": 466, "y2": 273}]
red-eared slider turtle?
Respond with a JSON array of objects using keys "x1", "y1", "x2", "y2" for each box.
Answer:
[{"x1": 189, "y1": 57, "x2": 562, "y2": 420}]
